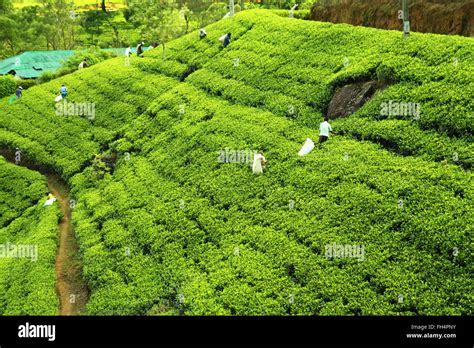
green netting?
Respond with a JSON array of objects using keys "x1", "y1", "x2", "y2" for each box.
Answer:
[{"x1": 0, "y1": 47, "x2": 148, "y2": 79}]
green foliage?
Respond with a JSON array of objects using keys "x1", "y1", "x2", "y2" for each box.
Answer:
[
  {"x1": 0, "y1": 0, "x2": 12, "y2": 15},
  {"x1": 128, "y1": 0, "x2": 186, "y2": 47},
  {"x1": 16, "y1": 78, "x2": 36, "y2": 90},
  {"x1": 0, "y1": 75, "x2": 16, "y2": 98},
  {"x1": 270, "y1": 9, "x2": 311, "y2": 19},
  {"x1": 37, "y1": 47, "x2": 115, "y2": 84},
  {"x1": 0, "y1": 10, "x2": 472, "y2": 316},
  {"x1": 91, "y1": 154, "x2": 111, "y2": 180},
  {"x1": 0, "y1": 155, "x2": 46, "y2": 227},
  {"x1": 69, "y1": 83, "x2": 472, "y2": 315},
  {"x1": 63, "y1": 47, "x2": 115, "y2": 70},
  {"x1": 334, "y1": 118, "x2": 473, "y2": 169},
  {"x1": 0, "y1": 156, "x2": 60, "y2": 315}
]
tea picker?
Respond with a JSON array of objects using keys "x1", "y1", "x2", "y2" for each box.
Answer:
[
  {"x1": 219, "y1": 33, "x2": 232, "y2": 48},
  {"x1": 136, "y1": 42, "x2": 145, "y2": 57},
  {"x1": 319, "y1": 116, "x2": 332, "y2": 143},
  {"x1": 252, "y1": 151, "x2": 267, "y2": 174},
  {"x1": 43, "y1": 192, "x2": 57, "y2": 207},
  {"x1": 78, "y1": 58, "x2": 88, "y2": 70},
  {"x1": 16, "y1": 86, "x2": 23, "y2": 99},
  {"x1": 199, "y1": 28, "x2": 207, "y2": 40},
  {"x1": 55, "y1": 84, "x2": 68, "y2": 102}
]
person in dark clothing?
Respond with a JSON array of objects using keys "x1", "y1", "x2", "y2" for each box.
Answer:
[
  {"x1": 223, "y1": 33, "x2": 231, "y2": 48},
  {"x1": 136, "y1": 42, "x2": 145, "y2": 57},
  {"x1": 16, "y1": 86, "x2": 23, "y2": 98}
]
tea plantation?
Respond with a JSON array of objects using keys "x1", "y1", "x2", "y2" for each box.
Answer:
[
  {"x1": 0, "y1": 156, "x2": 60, "y2": 315},
  {"x1": 0, "y1": 10, "x2": 472, "y2": 315}
]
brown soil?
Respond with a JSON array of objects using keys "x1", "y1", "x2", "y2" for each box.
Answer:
[
  {"x1": 48, "y1": 175, "x2": 89, "y2": 316},
  {"x1": 310, "y1": 0, "x2": 473, "y2": 37}
]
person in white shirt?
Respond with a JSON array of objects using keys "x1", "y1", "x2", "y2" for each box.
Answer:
[
  {"x1": 43, "y1": 192, "x2": 57, "y2": 207},
  {"x1": 319, "y1": 117, "x2": 332, "y2": 143},
  {"x1": 78, "y1": 59, "x2": 88, "y2": 69},
  {"x1": 252, "y1": 151, "x2": 267, "y2": 174},
  {"x1": 125, "y1": 46, "x2": 132, "y2": 57}
]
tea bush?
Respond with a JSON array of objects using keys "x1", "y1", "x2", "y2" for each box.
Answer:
[
  {"x1": 69, "y1": 83, "x2": 473, "y2": 315},
  {"x1": 0, "y1": 76, "x2": 16, "y2": 99},
  {"x1": 0, "y1": 10, "x2": 472, "y2": 315},
  {"x1": 0, "y1": 157, "x2": 60, "y2": 315},
  {"x1": 0, "y1": 156, "x2": 46, "y2": 227}
]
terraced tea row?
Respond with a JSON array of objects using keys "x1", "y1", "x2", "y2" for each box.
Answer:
[
  {"x1": 0, "y1": 10, "x2": 472, "y2": 316},
  {"x1": 70, "y1": 83, "x2": 473, "y2": 315},
  {"x1": 0, "y1": 157, "x2": 60, "y2": 315}
]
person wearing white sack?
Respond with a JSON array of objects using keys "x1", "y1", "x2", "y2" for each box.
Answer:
[
  {"x1": 219, "y1": 33, "x2": 231, "y2": 47},
  {"x1": 43, "y1": 192, "x2": 57, "y2": 207},
  {"x1": 252, "y1": 151, "x2": 267, "y2": 174},
  {"x1": 55, "y1": 84, "x2": 68, "y2": 102}
]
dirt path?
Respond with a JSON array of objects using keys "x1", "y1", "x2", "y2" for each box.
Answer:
[
  {"x1": 0, "y1": 148, "x2": 89, "y2": 315},
  {"x1": 47, "y1": 175, "x2": 89, "y2": 315}
]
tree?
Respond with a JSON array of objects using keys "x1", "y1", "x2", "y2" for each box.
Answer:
[
  {"x1": 0, "y1": 5, "x2": 46, "y2": 58},
  {"x1": 128, "y1": 0, "x2": 186, "y2": 59},
  {"x1": 0, "y1": 16, "x2": 16, "y2": 56},
  {"x1": 0, "y1": 0, "x2": 12, "y2": 15},
  {"x1": 81, "y1": 10, "x2": 106, "y2": 44},
  {"x1": 201, "y1": 2, "x2": 227, "y2": 27},
  {"x1": 180, "y1": 5, "x2": 191, "y2": 34},
  {"x1": 38, "y1": 0, "x2": 76, "y2": 50},
  {"x1": 0, "y1": 0, "x2": 14, "y2": 56}
]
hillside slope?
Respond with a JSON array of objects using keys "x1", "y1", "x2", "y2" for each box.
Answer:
[
  {"x1": 0, "y1": 156, "x2": 60, "y2": 315},
  {"x1": 0, "y1": 10, "x2": 472, "y2": 315}
]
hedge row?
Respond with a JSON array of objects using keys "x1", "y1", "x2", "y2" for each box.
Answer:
[
  {"x1": 0, "y1": 76, "x2": 16, "y2": 99},
  {"x1": 0, "y1": 156, "x2": 46, "y2": 227},
  {"x1": 69, "y1": 83, "x2": 473, "y2": 315},
  {"x1": 174, "y1": 11, "x2": 473, "y2": 158},
  {"x1": 0, "y1": 10, "x2": 472, "y2": 315},
  {"x1": 0, "y1": 58, "x2": 178, "y2": 177},
  {"x1": 0, "y1": 157, "x2": 60, "y2": 315},
  {"x1": 334, "y1": 118, "x2": 473, "y2": 169}
]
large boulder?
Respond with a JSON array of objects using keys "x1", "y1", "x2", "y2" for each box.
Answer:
[{"x1": 327, "y1": 81, "x2": 386, "y2": 119}]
